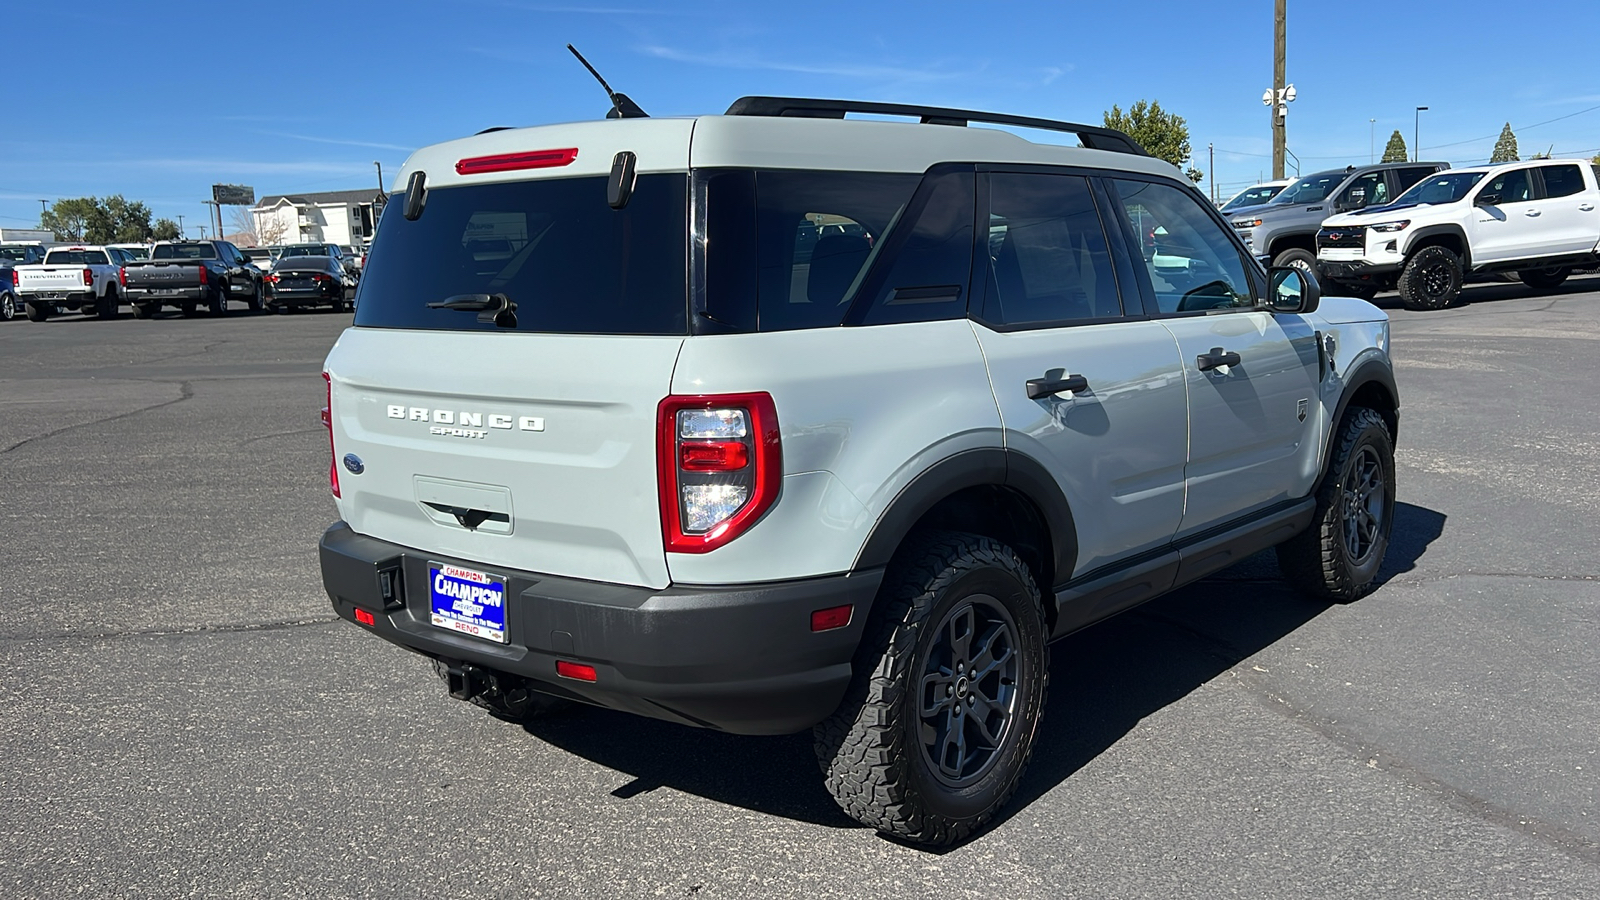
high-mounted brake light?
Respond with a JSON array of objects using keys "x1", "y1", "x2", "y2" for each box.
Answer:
[
  {"x1": 82, "y1": 267, "x2": 93, "y2": 286},
  {"x1": 322, "y1": 371, "x2": 340, "y2": 497},
  {"x1": 657, "y1": 393, "x2": 780, "y2": 553},
  {"x1": 455, "y1": 147, "x2": 579, "y2": 176}
]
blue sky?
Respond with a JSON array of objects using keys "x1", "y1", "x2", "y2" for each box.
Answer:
[{"x1": 4, "y1": 0, "x2": 1598, "y2": 235}]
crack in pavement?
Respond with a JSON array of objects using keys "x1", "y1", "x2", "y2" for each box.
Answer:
[
  {"x1": 0, "y1": 615, "x2": 341, "y2": 644},
  {"x1": 0, "y1": 381, "x2": 193, "y2": 455}
]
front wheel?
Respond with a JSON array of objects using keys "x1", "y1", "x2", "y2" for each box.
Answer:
[
  {"x1": 1272, "y1": 248, "x2": 1320, "y2": 280},
  {"x1": 1277, "y1": 407, "x2": 1396, "y2": 602},
  {"x1": 1518, "y1": 266, "x2": 1569, "y2": 291},
  {"x1": 814, "y1": 531, "x2": 1049, "y2": 846},
  {"x1": 1397, "y1": 245, "x2": 1463, "y2": 310}
]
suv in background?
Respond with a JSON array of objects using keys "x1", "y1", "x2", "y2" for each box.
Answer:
[
  {"x1": 318, "y1": 97, "x2": 1398, "y2": 846},
  {"x1": 1318, "y1": 159, "x2": 1600, "y2": 309},
  {"x1": 1230, "y1": 161, "x2": 1448, "y2": 298}
]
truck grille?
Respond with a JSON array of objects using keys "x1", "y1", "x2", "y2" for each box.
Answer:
[{"x1": 1317, "y1": 226, "x2": 1367, "y2": 249}]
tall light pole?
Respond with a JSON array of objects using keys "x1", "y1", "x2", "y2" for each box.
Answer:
[
  {"x1": 1414, "y1": 106, "x2": 1428, "y2": 162},
  {"x1": 1369, "y1": 118, "x2": 1376, "y2": 164}
]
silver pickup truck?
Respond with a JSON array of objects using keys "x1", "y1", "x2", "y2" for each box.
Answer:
[{"x1": 13, "y1": 245, "x2": 130, "y2": 321}]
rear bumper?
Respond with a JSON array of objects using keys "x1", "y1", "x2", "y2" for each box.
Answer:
[
  {"x1": 126, "y1": 286, "x2": 209, "y2": 302},
  {"x1": 318, "y1": 522, "x2": 882, "y2": 735},
  {"x1": 271, "y1": 288, "x2": 341, "y2": 305},
  {"x1": 21, "y1": 290, "x2": 93, "y2": 304}
]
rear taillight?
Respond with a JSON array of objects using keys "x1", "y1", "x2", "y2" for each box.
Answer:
[
  {"x1": 657, "y1": 393, "x2": 780, "y2": 553},
  {"x1": 312, "y1": 273, "x2": 331, "y2": 282},
  {"x1": 197, "y1": 265, "x2": 208, "y2": 285},
  {"x1": 118, "y1": 267, "x2": 127, "y2": 287},
  {"x1": 322, "y1": 371, "x2": 340, "y2": 498},
  {"x1": 10, "y1": 270, "x2": 16, "y2": 287},
  {"x1": 265, "y1": 274, "x2": 278, "y2": 283},
  {"x1": 82, "y1": 267, "x2": 93, "y2": 286}
]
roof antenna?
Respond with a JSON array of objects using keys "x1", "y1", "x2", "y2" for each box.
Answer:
[{"x1": 567, "y1": 44, "x2": 648, "y2": 119}]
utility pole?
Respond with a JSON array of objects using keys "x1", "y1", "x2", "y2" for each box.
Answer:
[
  {"x1": 37, "y1": 199, "x2": 48, "y2": 225},
  {"x1": 1208, "y1": 143, "x2": 1215, "y2": 204},
  {"x1": 1271, "y1": 0, "x2": 1286, "y2": 180},
  {"x1": 1414, "y1": 107, "x2": 1428, "y2": 162},
  {"x1": 1369, "y1": 118, "x2": 1376, "y2": 164},
  {"x1": 177, "y1": 214, "x2": 186, "y2": 238}
]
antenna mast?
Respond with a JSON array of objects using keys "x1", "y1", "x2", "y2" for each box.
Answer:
[{"x1": 566, "y1": 44, "x2": 648, "y2": 119}]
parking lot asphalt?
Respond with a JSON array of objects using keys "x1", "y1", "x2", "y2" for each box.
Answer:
[{"x1": 1, "y1": 284, "x2": 1597, "y2": 899}]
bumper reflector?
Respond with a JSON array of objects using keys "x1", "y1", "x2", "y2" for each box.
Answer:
[
  {"x1": 811, "y1": 604, "x2": 853, "y2": 632},
  {"x1": 556, "y1": 660, "x2": 598, "y2": 682},
  {"x1": 354, "y1": 607, "x2": 376, "y2": 627}
]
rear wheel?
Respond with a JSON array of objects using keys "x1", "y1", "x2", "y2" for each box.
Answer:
[
  {"x1": 0, "y1": 292, "x2": 16, "y2": 321},
  {"x1": 1397, "y1": 245, "x2": 1463, "y2": 310},
  {"x1": 1518, "y1": 266, "x2": 1570, "y2": 291},
  {"x1": 210, "y1": 284, "x2": 229, "y2": 317},
  {"x1": 1277, "y1": 407, "x2": 1395, "y2": 602},
  {"x1": 24, "y1": 301, "x2": 50, "y2": 322},
  {"x1": 98, "y1": 288, "x2": 119, "y2": 319},
  {"x1": 814, "y1": 531, "x2": 1049, "y2": 846},
  {"x1": 247, "y1": 281, "x2": 264, "y2": 312},
  {"x1": 132, "y1": 302, "x2": 158, "y2": 319}
]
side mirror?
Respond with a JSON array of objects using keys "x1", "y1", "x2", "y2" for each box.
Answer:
[
  {"x1": 1266, "y1": 266, "x2": 1320, "y2": 314},
  {"x1": 1476, "y1": 193, "x2": 1500, "y2": 206}
]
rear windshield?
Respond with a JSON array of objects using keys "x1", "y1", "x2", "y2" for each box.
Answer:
[
  {"x1": 282, "y1": 245, "x2": 334, "y2": 257},
  {"x1": 354, "y1": 174, "x2": 688, "y2": 335},
  {"x1": 45, "y1": 249, "x2": 109, "y2": 265},
  {"x1": 153, "y1": 243, "x2": 219, "y2": 260}
]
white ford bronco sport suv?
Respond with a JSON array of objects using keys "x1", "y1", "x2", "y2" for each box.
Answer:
[
  {"x1": 319, "y1": 96, "x2": 1400, "y2": 846},
  {"x1": 1317, "y1": 159, "x2": 1600, "y2": 310}
]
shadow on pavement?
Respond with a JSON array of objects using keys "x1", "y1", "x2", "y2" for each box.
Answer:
[{"x1": 518, "y1": 501, "x2": 1449, "y2": 839}]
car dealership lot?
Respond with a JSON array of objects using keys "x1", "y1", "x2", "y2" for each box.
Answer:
[{"x1": 1, "y1": 286, "x2": 1597, "y2": 898}]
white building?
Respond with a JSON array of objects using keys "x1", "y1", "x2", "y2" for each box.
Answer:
[{"x1": 251, "y1": 189, "x2": 384, "y2": 248}]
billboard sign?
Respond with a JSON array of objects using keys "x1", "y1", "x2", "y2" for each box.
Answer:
[{"x1": 212, "y1": 184, "x2": 255, "y2": 206}]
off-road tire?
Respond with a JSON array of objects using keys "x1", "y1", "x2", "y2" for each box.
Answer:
[
  {"x1": 132, "y1": 302, "x2": 158, "y2": 319},
  {"x1": 210, "y1": 284, "x2": 229, "y2": 317},
  {"x1": 1518, "y1": 266, "x2": 1570, "y2": 291},
  {"x1": 98, "y1": 287, "x2": 119, "y2": 319},
  {"x1": 1276, "y1": 407, "x2": 1395, "y2": 602},
  {"x1": 0, "y1": 292, "x2": 16, "y2": 321},
  {"x1": 430, "y1": 660, "x2": 570, "y2": 723},
  {"x1": 814, "y1": 531, "x2": 1049, "y2": 846},
  {"x1": 1397, "y1": 245, "x2": 1463, "y2": 310},
  {"x1": 1272, "y1": 248, "x2": 1320, "y2": 280},
  {"x1": 24, "y1": 301, "x2": 50, "y2": 322}
]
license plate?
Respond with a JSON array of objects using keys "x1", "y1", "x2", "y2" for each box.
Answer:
[
  {"x1": 42, "y1": 292, "x2": 63, "y2": 300},
  {"x1": 153, "y1": 288, "x2": 181, "y2": 295},
  {"x1": 428, "y1": 564, "x2": 508, "y2": 644}
]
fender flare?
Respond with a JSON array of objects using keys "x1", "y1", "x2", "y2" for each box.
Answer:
[
  {"x1": 853, "y1": 447, "x2": 1078, "y2": 587},
  {"x1": 1402, "y1": 224, "x2": 1472, "y2": 269},
  {"x1": 1323, "y1": 353, "x2": 1400, "y2": 479}
]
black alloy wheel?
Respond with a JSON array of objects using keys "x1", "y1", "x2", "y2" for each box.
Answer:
[
  {"x1": 1397, "y1": 245, "x2": 1463, "y2": 311},
  {"x1": 1341, "y1": 444, "x2": 1386, "y2": 565},
  {"x1": 917, "y1": 597, "x2": 1022, "y2": 788},
  {"x1": 1277, "y1": 406, "x2": 1396, "y2": 602}
]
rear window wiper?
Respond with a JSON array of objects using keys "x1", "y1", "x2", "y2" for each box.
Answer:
[{"x1": 426, "y1": 293, "x2": 518, "y2": 328}]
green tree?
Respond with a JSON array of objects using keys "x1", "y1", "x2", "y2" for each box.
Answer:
[
  {"x1": 41, "y1": 198, "x2": 99, "y2": 241},
  {"x1": 1489, "y1": 123, "x2": 1519, "y2": 163},
  {"x1": 1103, "y1": 100, "x2": 1192, "y2": 169},
  {"x1": 1592, "y1": 153, "x2": 1600, "y2": 166},
  {"x1": 1381, "y1": 130, "x2": 1409, "y2": 163},
  {"x1": 151, "y1": 218, "x2": 182, "y2": 241},
  {"x1": 99, "y1": 195, "x2": 155, "y2": 242},
  {"x1": 1185, "y1": 166, "x2": 1204, "y2": 186}
]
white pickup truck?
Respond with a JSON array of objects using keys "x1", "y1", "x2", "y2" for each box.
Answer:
[
  {"x1": 1317, "y1": 158, "x2": 1600, "y2": 310},
  {"x1": 13, "y1": 245, "x2": 131, "y2": 321}
]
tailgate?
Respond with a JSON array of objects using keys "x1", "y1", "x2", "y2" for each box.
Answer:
[
  {"x1": 325, "y1": 328, "x2": 683, "y2": 589},
  {"x1": 126, "y1": 263, "x2": 201, "y2": 287},
  {"x1": 18, "y1": 267, "x2": 87, "y2": 292}
]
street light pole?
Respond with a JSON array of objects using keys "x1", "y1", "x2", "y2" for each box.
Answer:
[
  {"x1": 1414, "y1": 106, "x2": 1428, "y2": 162},
  {"x1": 1369, "y1": 118, "x2": 1376, "y2": 164}
]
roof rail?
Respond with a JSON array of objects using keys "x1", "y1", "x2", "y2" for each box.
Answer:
[{"x1": 724, "y1": 96, "x2": 1149, "y2": 157}]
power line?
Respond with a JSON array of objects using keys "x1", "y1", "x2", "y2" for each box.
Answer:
[{"x1": 1420, "y1": 103, "x2": 1600, "y2": 152}]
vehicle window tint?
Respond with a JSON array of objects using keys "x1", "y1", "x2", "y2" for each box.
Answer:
[
  {"x1": 1110, "y1": 178, "x2": 1255, "y2": 314},
  {"x1": 354, "y1": 174, "x2": 688, "y2": 335},
  {"x1": 1481, "y1": 169, "x2": 1532, "y2": 203},
  {"x1": 45, "y1": 250, "x2": 109, "y2": 265},
  {"x1": 1396, "y1": 167, "x2": 1437, "y2": 192},
  {"x1": 856, "y1": 168, "x2": 975, "y2": 326},
  {"x1": 744, "y1": 170, "x2": 918, "y2": 331},
  {"x1": 1341, "y1": 171, "x2": 1388, "y2": 209},
  {"x1": 978, "y1": 173, "x2": 1119, "y2": 327},
  {"x1": 1540, "y1": 165, "x2": 1585, "y2": 199}
]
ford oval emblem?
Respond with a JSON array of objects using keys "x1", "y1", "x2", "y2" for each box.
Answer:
[{"x1": 342, "y1": 453, "x2": 365, "y2": 475}]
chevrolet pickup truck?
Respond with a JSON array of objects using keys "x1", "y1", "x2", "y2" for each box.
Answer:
[
  {"x1": 121, "y1": 240, "x2": 264, "y2": 318},
  {"x1": 13, "y1": 245, "x2": 129, "y2": 321}
]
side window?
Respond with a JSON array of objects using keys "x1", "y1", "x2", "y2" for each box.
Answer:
[
  {"x1": 1481, "y1": 168, "x2": 1532, "y2": 204},
  {"x1": 1110, "y1": 178, "x2": 1256, "y2": 314},
  {"x1": 1540, "y1": 165, "x2": 1585, "y2": 199},
  {"x1": 1397, "y1": 166, "x2": 1437, "y2": 193},
  {"x1": 1342, "y1": 171, "x2": 1388, "y2": 209},
  {"x1": 856, "y1": 168, "x2": 975, "y2": 326},
  {"x1": 977, "y1": 172, "x2": 1121, "y2": 327}
]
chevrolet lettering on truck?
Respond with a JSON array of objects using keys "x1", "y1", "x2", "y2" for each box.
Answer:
[{"x1": 319, "y1": 93, "x2": 1399, "y2": 846}]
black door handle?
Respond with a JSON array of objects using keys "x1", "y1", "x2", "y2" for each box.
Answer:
[
  {"x1": 1196, "y1": 347, "x2": 1242, "y2": 371},
  {"x1": 1026, "y1": 373, "x2": 1089, "y2": 399}
]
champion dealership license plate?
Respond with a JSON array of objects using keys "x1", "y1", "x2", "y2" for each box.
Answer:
[{"x1": 428, "y1": 564, "x2": 508, "y2": 644}]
